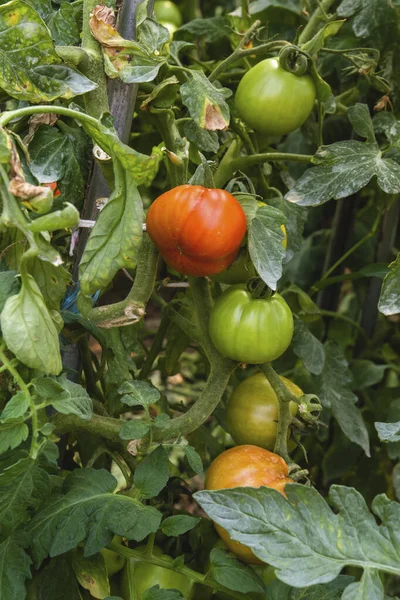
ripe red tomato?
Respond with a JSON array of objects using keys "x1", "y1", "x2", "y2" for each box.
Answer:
[
  {"x1": 146, "y1": 185, "x2": 247, "y2": 276},
  {"x1": 205, "y1": 445, "x2": 292, "y2": 564},
  {"x1": 226, "y1": 373, "x2": 302, "y2": 449}
]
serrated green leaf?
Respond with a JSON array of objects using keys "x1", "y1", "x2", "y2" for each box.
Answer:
[
  {"x1": 119, "y1": 380, "x2": 161, "y2": 407},
  {"x1": 119, "y1": 420, "x2": 150, "y2": 441},
  {"x1": 181, "y1": 71, "x2": 231, "y2": 131},
  {"x1": 134, "y1": 446, "x2": 169, "y2": 499},
  {"x1": 248, "y1": 205, "x2": 286, "y2": 290},
  {"x1": 378, "y1": 253, "x2": 400, "y2": 316},
  {"x1": 183, "y1": 445, "x2": 203, "y2": 474},
  {"x1": 341, "y1": 569, "x2": 383, "y2": 600},
  {"x1": 34, "y1": 375, "x2": 93, "y2": 419},
  {"x1": 195, "y1": 484, "x2": 400, "y2": 588},
  {"x1": 292, "y1": 319, "x2": 325, "y2": 375},
  {"x1": 0, "y1": 391, "x2": 29, "y2": 422},
  {"x1": 286, "y1": 140, "x2": 400, "y2": 207},
  {"x1": 161, "y1": 515, "x2": 200, "y2": 537},
  {"x1": 0, "y1": 538, "x2": 32, "y2": 600},
  {"x1": 0, "y1": 453, "x2": 52, "y2": 534},
  {"x1": 267, "y1": 196, "x2": 307, "y2": 263},
  {"x1": 290, "y1": 576, "x2": 355, "y2": 599},
  {"x1": 183, "y1": 120, "x2": 219, "y2": 153},
  {"x1": 47, "y1": 3, "x2": 81, "y2": 46},
  {"x1": 337, "y1": 0, "x2": 398, "y2": 48},
  {"x1": 26, "y1": 468, "x2": 162, "y2": 567},
  {"x1": 37, "y1": 555, "x2": 82, "y2": 600},
  {"x1": 0, "y1": 0, "x2": 96, "y2": 102},
  {"x1": 0, "y1": 421, "x2": 29, "y2": 455},
  {"x1": 178, "y1": 17, "x2": 230, "y2": 42},
  {"x1": 316, "y1": 342, "x2": 370, "y2": 456},
  {"x1": 1, "y1": 274, "x2": 62, "y2": 374},
  {"x1": 375, "y1": 421, "x2": 400, "y2": 443},
  {"x1": 350, "y1": 360, "x2": 387, "y2": 389},
  {"x1": 209, "y1": 548, "x2": 265, "y2": 594}
]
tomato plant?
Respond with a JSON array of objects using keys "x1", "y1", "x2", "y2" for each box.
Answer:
[
  {"x1": 146, "y1": 184, "x2": 247, "y2": 276},
  {"x1": 226, "y1": 373, "x2": 301, "y2": 449},
  {"x1": 209, "y1": 285, "x2": 294, "y2": 363},
  {"x1": 205, "y1": 445, "x2": 292, "y2": 563},
  {"x1": 0, "y1": 0, "x2": 399, "y2": 599}
]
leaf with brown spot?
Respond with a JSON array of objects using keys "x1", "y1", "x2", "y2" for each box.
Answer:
[{"x1": 180, "y1": 71, "x2": 231, "y2": 131}]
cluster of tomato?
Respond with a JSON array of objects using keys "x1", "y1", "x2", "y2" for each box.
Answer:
[{"x1": 107, "y1": 9, "x2": 316, "y2": 594}]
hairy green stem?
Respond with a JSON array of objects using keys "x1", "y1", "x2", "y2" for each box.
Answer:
[
  {"x1": 139, "y1": 312, "x2": 170, "y2": 379},
  {"x1": 81, "y1": 0, "x2": 109, "y2": 116},
  {"x1": 298, "y1": 0, "x2": 336, "y2": 45},
  {"x1": 0, "y1": 105, "x2": 99, "y2": 128},
  {"x1": 0, "y1": 346, "x2": 40, "y2": 459},
  {"x1": 86, "y1": 235, "x2": 159, "y2": 328},
  {"x1": 215, "y1": 152, "x2": 312, "y2": 188},
  {"x1": 258, "y1": 363, "x2": 297, "y2": 463}
]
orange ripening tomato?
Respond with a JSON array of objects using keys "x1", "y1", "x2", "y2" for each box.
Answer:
[
  {"x1": 43, "y1": 181, "x2": 61, "y2": 197},
  {"x1": 205, "y1": 445, "x2": 292, "y2": 564},
  {"x1": 146, "y1": 185, "x2": 247, "y2": 276}
]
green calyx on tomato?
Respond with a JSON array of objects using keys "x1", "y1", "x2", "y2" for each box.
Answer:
[
  {"x1": 146, "y1": 184, "x2": 247, "y2": 277},
  {"x1": 209, "y1": 284, "x2": 294, "y2": 364},
  {"x1": 235, "y1": 57, "x2": 316, "y2": 136},
  {"x1": 121, "y1": 545, "x2": 193, "y2": 600},
  {"x1": 226, "y1": 373, "x2": 302, "y2": 449}
]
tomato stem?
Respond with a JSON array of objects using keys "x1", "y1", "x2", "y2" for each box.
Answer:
[{"x1": 298, "y1": 0, "x2": 337, "y2": 45}]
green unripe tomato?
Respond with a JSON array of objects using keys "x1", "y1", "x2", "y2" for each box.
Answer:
[
  {"x1": 209, "y1": 285, "x2": 294, "y2": 364},
  {"x1": 154, "y1": 1, "x2": 182, "y2": 27},
  {"x1": 226, "y1": 373, "x2": 301, "y2": 449},
  {"x1": 235, "y1": 57, "x2": 316, "y2": 136},
  {"x1": 120, "y1": 546, "x2": 193, "y2": 600},
  {"x1": 100, "y1": 536, "x2": 126, "y2": 576}
]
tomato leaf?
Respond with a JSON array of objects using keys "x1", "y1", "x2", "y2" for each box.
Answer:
[
  {"x1": 178, "y1": 17, "x2": 230, "y2": 42},
  {"x1": 28, "y1": 125, "x2": 71, "y2": 183},
  {"x1": 348, "y1": 103, "x2": 376, "y2": 144},
  {"x1": 33, "y1": 375, "x2": 93, "y2": 420},
  {"x1": 375, "y1": 422, "x2": 400, "y2": 443},
  {"x1": 37, "y1": 555, "x2": 83, "y2": 600},
  {"x1": 0, "y1": 391, "x2": 29, "y2": 422},
  {"x1": 183, "y1": 445, "x2": 203, "y2": 475},
  {"x1": 30, "y1": 260, "x2": 70, "y2": 311},
  {"x1": 1, "y1": 273, "x2": 62, "y2": 374},
  {"x1": 338, "y1": 0, "x2": 398, "y2": 48},
  {"x1": 184, "y1": 120, "x2": 219, "y2": 153},
  {"x1": 0, "y1": 538, "x2": 32, "y2": 600},
  {"x1": 195, "y1": 484, "x2": 399, "y2": 588},
  {"x1": 181, "y1": 71, "x2": 231, "y2": 131},
  {"x1": 378, "y1": 253, "x2": 400, "y2": 316},
  {"x1": 0, "y1": 0, "x2": 96, "y2": 102},
  {"x1": 0, "y1": 421, "x2": 29, "y2": 456},
  {"x1": 26, "y1": 468, "x2": 162, "y2": 566},
  {"x1": 47, "y1": 3, "x2": 81, "y2": 46},
  {"x1": 209, "y1": 547, "x2": 266, "y2": 594},
  {"x1": 315, "y1": 341, "x2": 370, "y2": 456},
  {"x1": 248, "y1": 204, "x2": 287, "y2": 290},
  {"x1": 292, "y1": 319, "x2": 325, "y2": 375},
  {"x1": 373, "y1": 112, "x2": 400, "y2": 148},
  {"x1": 0, "y1": 270, "x2": 20, "y2": 317},
  {"x1": 72, "y1": 550, "x2": 110, "y2": 599},
  {"x1": 302, "y1": 20, "x2": 345, "y2": 56},
  {"x1": 119, "y1": 421, "x2": 150, "y2": 441},
  {"x1": 341, "y1": 569, "x2": 384, "y2": 600},
  {"x1": 134, "y1": 446, "x2": 169, "y2": 499},
  {"x1": 350, "y1": 360, "x2": 387, "y2": 390},
  {"x1": 286, "y1": 140, "x2": 400, "y2": 206},
  {"x1": 143, "y1": 587, "x2": 184, "y2": 600},
  {"x1": 161, "y1": 515, "x2": 200, "y2": 537},
  {"x1": 118, "y1": 380, "x2": 161, "y2": 408},
  {"x1": 267, "y1": 196, "x2": 307, "y2": 263}
]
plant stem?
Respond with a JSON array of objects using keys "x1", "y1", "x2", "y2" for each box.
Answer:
[
  {"x1": 81, "y1": 0, "x2": 109, "y2": 117},
  {"x1": 108, "y1": 540, "x2": 249, "y2": 600},
  {"x1": 209, "y1": 20, "x2": 260, "y2": 82},
  {"x1": 0, "y1": 105, "x2": 100, "y2": 129},
  {"x1": 215, "y1": 152, "x2": 312, "y2": 188},
  {"x1": 317, "y1": 309, "x2": 369, "y2": 341},
  {"x1": 258, "y1": 363, "x2": 297, "y2": 463},
  {"x1": 0, "y1": 347, "x2": 40, "y2": 459},
  {"x1": 86, "y1": 235, "x2": 160, "y2": 327},
  {"x1": 139, "y1": 312, "x2": 170, "y2": 379},
  {"x1": 298, "y1": 0, "x2": 337, "y2": 45}
]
